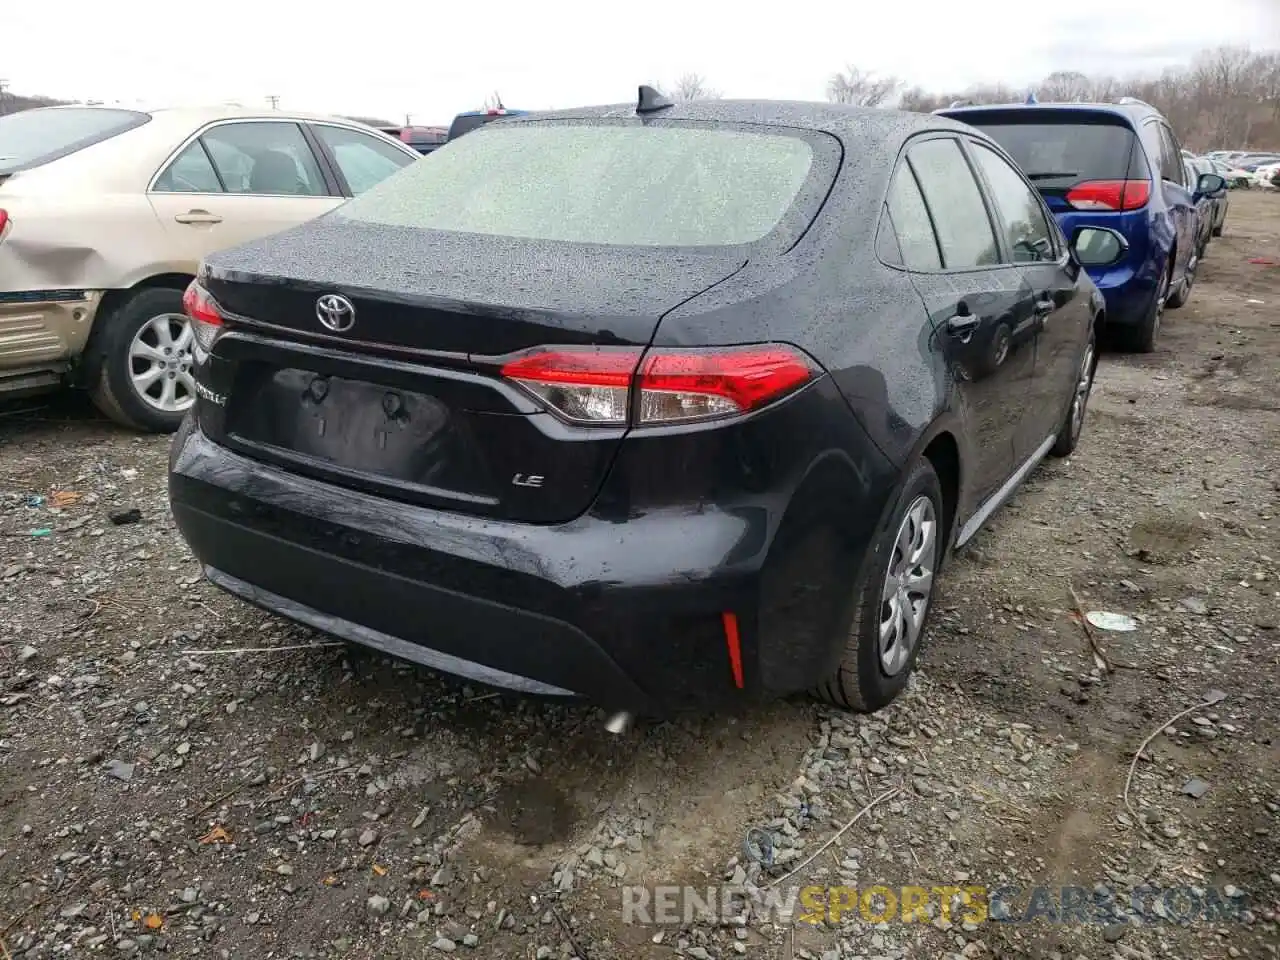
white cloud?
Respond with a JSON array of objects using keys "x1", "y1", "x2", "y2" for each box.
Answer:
[{"x1": 5, "y1": 0, "x2": 1277, "y2": 123}]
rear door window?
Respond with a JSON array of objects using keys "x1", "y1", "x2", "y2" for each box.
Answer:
[
  {"x1": 153, "y1": 141, "x2": 223, "y2": 193},
  {"x1": 883, "y1": 163, "x2": 942, "y2": 270},
  {"x1": 1155, "y1": 124, "x2": 1185, "y2": 186},
  {"x1": 199, "y1": 122, "x2": 328, "y2": 197},
  {"x1": 953, "y1": 115, "x2": 1148, "y2": 191},
  {"x1": 905, "y1": 138, "x2": 1000, "y2": 270}
]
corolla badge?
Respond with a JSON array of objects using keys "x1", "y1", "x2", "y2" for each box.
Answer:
[{"x1": 316, "y1": 294, "x2": 356, "y2": 332}]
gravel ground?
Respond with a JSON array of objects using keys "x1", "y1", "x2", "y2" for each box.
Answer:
[{"x1": 1, "y1": 191, "x2": 1277, "y2": 960}]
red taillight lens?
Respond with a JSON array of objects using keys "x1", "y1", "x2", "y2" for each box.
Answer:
[
  {"x1": 182, "y1": 280, "x2": 225, "y2": 351},
  {"x1": 0, "y1": 210, "x2": 9, "y2": 234},
  {"x1": 500, "y1": 344, "x2": 819, "y2": 426},
  {"x1": 501, "y1": 347, "x2": 640, "y2": 424},
  {"x1": 1065, "y1": 180, "x2": 1151, "y2": 212},
  {"x1": 637, "y1": 345, "x2": 817, "y2": 424}
]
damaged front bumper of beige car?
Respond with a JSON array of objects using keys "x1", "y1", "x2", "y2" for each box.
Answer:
[{"x1": 0, "y1": 290, "x2": 102, "y2": 397}]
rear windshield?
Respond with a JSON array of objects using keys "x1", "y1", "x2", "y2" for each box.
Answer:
[
  {"x1": 0, "y1": 107, "x2": 150, "y2": 174},
  {"x1": 335, "y1": 121, "x2": 821, "y2": 249},
  {"x1": 956, "y1": 116, "x2": 1148, "y2": 186}
]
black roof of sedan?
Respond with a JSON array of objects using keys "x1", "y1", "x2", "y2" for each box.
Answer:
[{"x1": 507, "y1": 99, "x2": 975, "y2": 143}]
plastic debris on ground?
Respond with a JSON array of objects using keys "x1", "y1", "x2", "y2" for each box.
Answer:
[{"x1": 1085, "y1": 611, "x2": 1139, "y2": 632}]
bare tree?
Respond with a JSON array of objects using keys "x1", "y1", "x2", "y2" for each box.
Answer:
[
  {"x1": 1038, "y1": 70, "x2": 1094, "y2": 102},
  {"x1": 826, "y1": 66, "x2": 900, "y2": 108},
  {"x1": 667, "y1": 73, "x2": 721, "y2": 102},
  {"x1": 898, "y1": 87, "x2": 945, "y2": 113}
]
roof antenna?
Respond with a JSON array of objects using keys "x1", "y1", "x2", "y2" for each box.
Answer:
[{"x1": 637, "y1": 84, "x2": 674, "y2": 114}]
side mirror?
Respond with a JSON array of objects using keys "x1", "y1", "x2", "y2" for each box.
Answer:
[
  {"x1": 1195, "y1": 172, "x2": 1227, "y2": 199},
  {"x1": 1071, "y1": 226, "x2": 1128, "y2": 268}
]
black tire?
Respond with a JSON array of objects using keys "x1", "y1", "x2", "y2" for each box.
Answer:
[
  {"x1": 1118, "y1": 260, "x2": 1170, "y2": 353},
  {"x1": 816, "y1": 458, "x2": 944, "y2": 713},
  {"x1": 1211, "y1": 223, "x2": 1223, "y2": 238},
  {"x1": 1050, "y1": 330, "x2": 1097, "y2": 458},
  {"x1": 89, "y1": 287, "x2": 193, "y2": 434}
]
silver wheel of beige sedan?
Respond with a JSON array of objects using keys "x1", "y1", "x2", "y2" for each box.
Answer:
[{"x1": 128, "y1": 313, "x2": 195, "y2": 414}]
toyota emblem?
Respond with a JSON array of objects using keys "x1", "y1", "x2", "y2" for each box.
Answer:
[{"x1": 315, "y1": 294, "x2": 356, "y2": 332}]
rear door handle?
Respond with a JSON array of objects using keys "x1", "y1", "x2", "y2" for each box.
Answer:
[
  {"x1": 945, "y1": 314, "x2": 980, "y2": 342},
  {"x1": 174, "y1": 210, "x2": 223, "y2": 224},
  {"x1": 1033, "y1": 297, "x2": 1055, "y2": 317}
]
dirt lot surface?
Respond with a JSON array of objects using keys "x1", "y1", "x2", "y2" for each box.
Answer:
[{"x1": 2, "y1": 192, "x2": 1278, "y2": 960}]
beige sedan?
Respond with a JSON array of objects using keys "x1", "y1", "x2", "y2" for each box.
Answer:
[{"x1": 0, "y1": 105, "x2": 419, "y2": 431}]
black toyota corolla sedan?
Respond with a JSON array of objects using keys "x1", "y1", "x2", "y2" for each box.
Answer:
[{"x1": 169, "y1": 91, "x2": 1115, "y2": 720}]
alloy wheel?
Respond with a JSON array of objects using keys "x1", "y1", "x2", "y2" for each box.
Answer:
[
  {"x1": 878, "y1": 496, "x2": 938, "y2": 676},
  {"x1": 1070, "y1": 342, "x2": 1096, "y2": 440},
  {"x1": 129, "y1": 313, "x2": 196, "y2": 414}
]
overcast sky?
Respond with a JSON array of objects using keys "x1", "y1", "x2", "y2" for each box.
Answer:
[{"x1": 5, "y1": 0, "x2": 1278, "y2": 124}]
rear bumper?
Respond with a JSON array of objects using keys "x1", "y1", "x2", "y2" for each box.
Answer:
[
  {"x1": 169, "y1": 411, "x2": 889, "y2": 714},
  {"x1": 0, "y1": 291, "x2": 101, "y2": 368}
]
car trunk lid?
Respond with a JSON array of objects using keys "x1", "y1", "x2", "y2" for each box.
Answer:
[{"x1": 198, "y1": 219, "x2": 746, "y2": 525}]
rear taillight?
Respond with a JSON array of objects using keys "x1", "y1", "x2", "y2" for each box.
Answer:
[
  {"x1": 500, "y1": 344, "x2": 819, "y2": 426},
  {"x1": 182, "y1": 280, "x2": 225, "y2": 351},
  {"x1": 0, "y1": 210, "x2": 9, "y2": 234},
  {"x1": 1065, "y1": 180, "x2": 1151, "y2": 212}
]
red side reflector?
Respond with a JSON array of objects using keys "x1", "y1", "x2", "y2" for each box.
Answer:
[
  {"x1": 722, "y1": 612, "x2": 744, "y2": 689},
  {"x1": 1065, "y1": 179, "x2": 1151, "y2": 212}
]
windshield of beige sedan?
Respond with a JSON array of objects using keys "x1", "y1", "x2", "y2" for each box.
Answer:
[{"x1": 334, "y1": 122, "x2": 816, "y2": 247}]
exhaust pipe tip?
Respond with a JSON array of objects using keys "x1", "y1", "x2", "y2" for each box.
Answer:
[{"x1": 604, "y1": 711, "x2": 633, "y2": 735}]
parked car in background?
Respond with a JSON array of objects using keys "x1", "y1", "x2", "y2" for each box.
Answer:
[
  {"x1": 1253, "y1": 161, "x2": 1280, "y2": 188},
  {"x1": 0, "y1": 105, "x2": 419, "y2": 431},
  {"x1": 446, "y1": 108, "x2": 528, "y2": 141},
  {"x1": 939, "y1": 100, "x2": 1225, "y2": 352},
  {"x1": 1236, "y1": 154, "x2": 1280, "y2": 172},
  {"x1": 379, "y1": 125, "x2": 448, "y2": 155},
  {"x1": 1191, "y1": 156, "x2": 1230, "y2": 237},
  {"x1": 170, "y1": 96, "x2": 1108, "y2": 719}
]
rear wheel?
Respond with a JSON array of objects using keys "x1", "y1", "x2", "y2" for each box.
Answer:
[
  {"x1": 1050, "y1": 332, "x2": 1097, "y2": 458},
  {"x1": 1166, "y1": 254, "x2": 1192, "y2": 309},
  {"x1": 816, "y1": 459, "x2": 943, "y2": 713},
  {"x1": 1211, "y1": 222, "x2": 1224, "y2": 238},
  {"x1": 1119, "y1": 261, "x2": 1169, "y2": 353},
  {"x1": 89, "y1": 287, "x2": 195, "y2": 433}
]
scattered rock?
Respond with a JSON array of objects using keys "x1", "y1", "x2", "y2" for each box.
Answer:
[
  {"x1": 104, "y1": 759, "x2": 135, "y2": 782},
  {"x1": 1182, "y1": 777, "x2": 1211, "y2": 798}
]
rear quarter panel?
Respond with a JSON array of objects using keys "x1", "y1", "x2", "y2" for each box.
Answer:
[
  {"x1": 654, "y1": 129, "x2": 955, "y2": 515},
  {"x1": 0, "y1": 191, "x2": 184, "y2": 292}
]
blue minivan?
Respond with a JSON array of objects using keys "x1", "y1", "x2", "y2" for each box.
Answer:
[{"x1": 939, "y1": 101, "x2": 1226, "y2": 352}]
